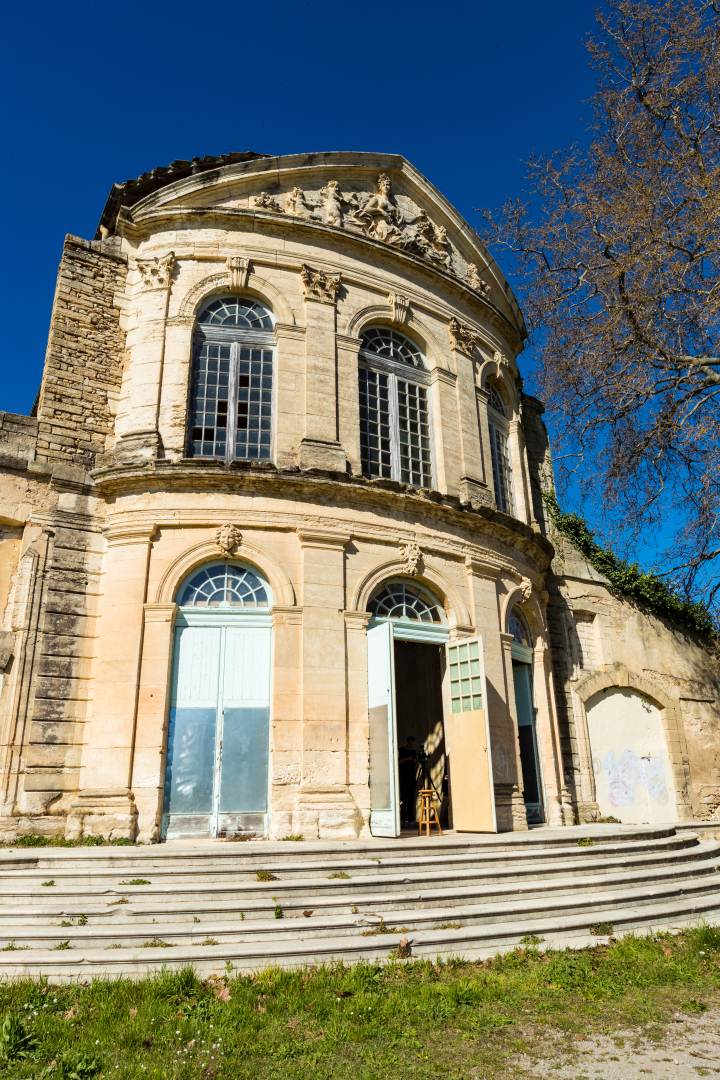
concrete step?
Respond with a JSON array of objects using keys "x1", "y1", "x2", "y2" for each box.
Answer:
[
  {"x1": 1, "y1": 861, "x2": 719, "y2": 949},
  {"x1": 0, "y1": 834, "x2": 704, "y2": 893},
  {"x1": 1, "y1": 850, "x2": 717, "y2": 924},
  {"x1": 2, "y1": 887, "x2": 720, "y2": 982},
  {"x1": 0, "y1": 824, "x2": 681, "y2": 874}
]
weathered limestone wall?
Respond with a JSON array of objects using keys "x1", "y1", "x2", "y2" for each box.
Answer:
[{"x1": 34, "y1": 235, "x2": 127, "y2": 467}]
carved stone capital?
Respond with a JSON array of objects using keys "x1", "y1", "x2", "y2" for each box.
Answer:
[
  {"x1": 494, "y1": 349, "x2": 510, "y2": 368},
  {"x1": 226, "y1": 256, "x2": 250, "y2": 290},
  {"x1": 301, "y1": 264, "x2": 342, "y2": 305},
  {"x1": 215, "y1": 523, "x2": 242, "y2": 555},
  {"x1": 399, "y1": 539, "x2": 423, "y2": 576},
  {"x1": 136, "y1": 251, "x2": 175, "y2": 289},
  {"x1": 388, "y1": 292, "x2": 410, "y2": 324},
  {"x1": 448, "y1": 317, "x2": 478, "y2": 355}
]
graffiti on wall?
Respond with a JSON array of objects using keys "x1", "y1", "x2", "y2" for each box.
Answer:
[{"x1": 602, "y1": 749, "x2": 668, "y2": 807}]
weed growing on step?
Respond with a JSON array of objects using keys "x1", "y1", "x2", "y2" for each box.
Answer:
[
  {"x1": 118, "y1": 879, "x2": 150, "y2": 886},
  {"x1": 328, "y1": 871, "x2": 350, "y2": 879},
  {"x1": 5, "y1": 833, "x2": 134, "y2": 849},
  {"x1": 3, "y1": 925, "x2": 720, "y2": 1079},
  {"x1": 256, "y1": 870, "x2": 278, "y2": 882},
  {"x1": 274, "y1": 905, "x2": 284, "y2": 919},
  {"x1": 280, "y1": 834, "x2": 304, "y2": 841},
  {"x1": 577, "y1": 837, "x2": 594, "y2": 847},
  {"x1": 590, "y1": 922, "x2": 615, "y2": 936},
  {"x1": 40, "y1": 881, "x2": 54, "y2": 887}
]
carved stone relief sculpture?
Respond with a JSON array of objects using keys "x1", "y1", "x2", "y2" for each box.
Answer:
[
  {"x1": 254, "y1": 191, "x2": 283, "y2": 212},
  {"x1": 448, "y1": 317, "x2": 478, "y2": 355},
  {"x1": 494, "y1": 350, "x2": 510, "y2": 369},
  {"x1": 388, "y1": 293, "x2": 410, "y2": 324},
  {"x1": 300, "y1": 264, "x2": 342, "y2": 305},
  {"x1": 136, "y1": 251, "x2": 175, "y2": 289},
  {"x1": 226, "y1": 256, "x2": 250, "y2": 291},
  {"x1": 467, "y1": 263, "x2": 491, "y2": 296},
  {"x1": 399, "y1": 539, "x2": 423, "y2": 576},
  {"x1": 249, "y1": 173, "x2": 459, "y2": 277},
  {"x1": 215, "y1": 523, "x2": 242, "y2": 555}
]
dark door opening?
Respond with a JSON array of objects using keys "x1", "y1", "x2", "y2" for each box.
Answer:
[
  {"x1": 512, "y1": 660, "x2": 544, "y2": 824},
  {"x1": 393, "y1": 640, "x2": 447, "y2": 827}
]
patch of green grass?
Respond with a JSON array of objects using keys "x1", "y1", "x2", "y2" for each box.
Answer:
[
  {"x1": 200, "y1": 938, "x2": 219, "y2": 946},
  {"x1": 280, "y1": 834, "x2": 304, "y2": 841},
  {"x1": 118, "y1": 879, "x2": 150, "y2": 886},
  {"x1": 53, "y1": 941, "x2": 72, "y2": 951},
  {"x1": 256, "y1": 869, "x2": 278, "y2": 882},
  {"x1": 2, "y1": 925, "x2": 720, "y2": 1079},
  {"x1": 590, "y1": 922, "x2": 615, "y2": 936},
  {"x1": 7, "y1": 832, "x2": 135, "y2": 849},
  {"x1": 577, "y1": 837, "x2": 594, "y2": 847},
  {"x1": 328, "y1": 871, "x2": 350, "y2": 879},
  {"x1": 274, "y1": 905, "x2": 284, "y2": 919},
  {"x1": 520, "y1": 934, "x2": 545, "y2": 945},
  {"x1": 40, "y1": 881, "x2": 55, "y2": 887}
]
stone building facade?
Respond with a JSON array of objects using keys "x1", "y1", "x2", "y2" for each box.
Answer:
[{"x1": 0, "y1": 150, "x2": 718, "y2": 843}]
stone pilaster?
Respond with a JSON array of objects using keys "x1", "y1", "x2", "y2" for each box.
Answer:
[
  {"x1": 294, "y1": 528, "x2": 361, "y2": 839},
  {"x1": 68, "y1": 522, "x2": 156, "y2": 839},
  {"x1": 429, "y1": 367, "x2": 461, "y2": 495},
  {"x1": 299, "y1": 278, "x2": 346, "y2": 472}
]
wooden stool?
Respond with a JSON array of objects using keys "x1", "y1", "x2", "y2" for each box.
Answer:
[{"x1": 418, "y1": 789, "x2": 443, "y2": 836}]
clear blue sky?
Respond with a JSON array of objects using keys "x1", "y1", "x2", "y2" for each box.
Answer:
[{"x1": 1, "y1": 0, "x2": 600, "y2": 416}]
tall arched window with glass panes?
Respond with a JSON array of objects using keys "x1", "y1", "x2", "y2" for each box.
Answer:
[
  {"x1": 358, "y1": 327, "x2": 433, "y2": 488},
  {"x1": 487, "y1": 383, "x2": 515, "y2": 515},
  {"x1": 189, "y1": 296, "x2": 275, "y2": 461}
]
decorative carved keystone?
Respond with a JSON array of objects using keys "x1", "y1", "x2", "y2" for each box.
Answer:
[
  {"x1": 215, "y1": 523, "x2": 242, "y2": 555},
  {"x1": 520, "y1": 577, "x2": 533, "y2": 601},
  {"x1": 399, "y1": 539, "x2": 423, "y2": 576},
  {"x1": 226, "y1": 256, "x2": 250, "y2": 290},
  {"x1": 388, "y1": 292, "x2": 410, "y2": 324},
  {"x1": 136, "y1": 251, "x2": 175, "y2": 289},
  {"x1": 494, "y1": 350, "x2": 510, "y2": 368},
  {"x1": 467, "y1": 263, "x2": 490, "y2": 295},
  {"x1": 300, "y1": 264, "x2": 342, "y2": 305},
  {"x1": 448, "y1": 317, "x2": 478, "y2": 355}
]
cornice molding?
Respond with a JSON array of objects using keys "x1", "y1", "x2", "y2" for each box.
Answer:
[{"x1": 118, "y1": 206, "x2": 524, "y2": 352}]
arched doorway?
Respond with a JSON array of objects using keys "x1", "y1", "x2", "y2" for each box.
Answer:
[
  {"x1": 509, "y1": 606, "x2": 545, "y2": 824},
  {"x1": 366, "y1": 580, "x2": 448, "y2": 836},
  {"x1": 161, "y1": 561, "x2": 273, "y2": 840}
]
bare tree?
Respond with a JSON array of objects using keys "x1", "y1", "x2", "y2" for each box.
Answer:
[{"x1": 479, "y1": 0, "x2": 720, "y2": 610}]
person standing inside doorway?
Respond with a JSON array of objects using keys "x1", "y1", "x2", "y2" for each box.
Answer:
[{"x1": 398, "y1": 736, "x2": 419, "y2": 826}]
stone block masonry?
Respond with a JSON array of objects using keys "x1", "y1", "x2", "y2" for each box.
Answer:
[{"x1": 34, "y1": 235, "x2": 128, "y2": 468}]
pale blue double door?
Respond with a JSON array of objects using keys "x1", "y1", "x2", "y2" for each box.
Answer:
[{"x1": 162, "y1": 615, "x2": 272, "y2": 839}]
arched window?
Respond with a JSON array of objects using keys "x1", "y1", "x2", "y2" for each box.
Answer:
[
  {"x1": 177, "y1": 561, "x2": 270, "y2": 609},
  {"x1": 358, "y1": 327, "x2": 432, "y2": 488},
  {"x1": 189, "y1": 295, "x2": 275, "y2": 462},
  {"x1": 509, "y1": 607, "x2": 531, "y2": 646},
  {"x1": 368, "y1": 580, "x2": 443, "y2": 624},
  {"x1": 486, "y1": 380, "x2": 515, "y2": 515}
]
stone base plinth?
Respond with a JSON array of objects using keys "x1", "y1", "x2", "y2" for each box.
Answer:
[{"x1": 66, "y1": 788, "x2": 138, "y2": 841}]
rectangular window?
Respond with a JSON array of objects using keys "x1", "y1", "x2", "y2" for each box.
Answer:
[
  {"x1": 489, "y1": 422, "x2": 515, "y2": 514},
  {"x1": 359, "y1": 368, "x2": 392, "y2": 479},
  {"x1": 397, "y1": 379, "x2": 431, "y2": 487},
  {"x1": 359, "y1": 366, "x2": 432, "y2": 488},
  {"x1": 448, "y1": 640, "x2": 483, "y2": 713},
  {"x1": 190, "y1": 341, "x2": 273, "y2": 462}
]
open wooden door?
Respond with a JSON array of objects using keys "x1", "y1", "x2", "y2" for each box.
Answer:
[
  {"x1": 367, "y1": 621, "x2": 400, "y2": 837},
  {"x1": 444, "y1": 637, "x2": 496, "y2": 832}
]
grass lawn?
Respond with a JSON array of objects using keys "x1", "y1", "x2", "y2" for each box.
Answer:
[{"x1": 1, "y1": 924, "x2": 718, "y2": 1079}]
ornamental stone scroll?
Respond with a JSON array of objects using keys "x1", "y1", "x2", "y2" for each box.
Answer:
[
  {"x1": 226, "y1": 256, "x2": 250, "y2": 290},
  {"x1": 448, "y1": 317, "x2": 478, "y2": 356}
]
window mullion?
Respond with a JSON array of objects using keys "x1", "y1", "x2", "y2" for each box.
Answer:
[
  {"x1": 227, "y1": 342, "x2": 239, "y2": 462},
  {"x1": 389, "y1": 373, "x2": 401, "y2": 481}
]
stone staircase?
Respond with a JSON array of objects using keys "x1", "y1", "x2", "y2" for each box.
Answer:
[{"x1": 1, "y1": 824, "x2": 719, "y2": 981}]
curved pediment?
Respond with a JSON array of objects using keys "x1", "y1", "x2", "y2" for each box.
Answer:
[{"x1": 117, "y1": 152, "x2": 525, "y2": 338}]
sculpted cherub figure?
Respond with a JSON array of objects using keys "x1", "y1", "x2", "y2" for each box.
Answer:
[
  {"x1": 348, "y1": 173, "x2": 404, "y2": 243},
  {"x1": 319, "y1": 180, "x2": 344, "y2": 227},
  {"x1": 285, "y1": 187, "x2": 312, "y2": 217}
]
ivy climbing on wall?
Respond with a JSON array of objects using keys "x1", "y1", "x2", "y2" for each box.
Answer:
[{"x1": 542, "y1": 492, "x2": 715, "y2": 637}]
